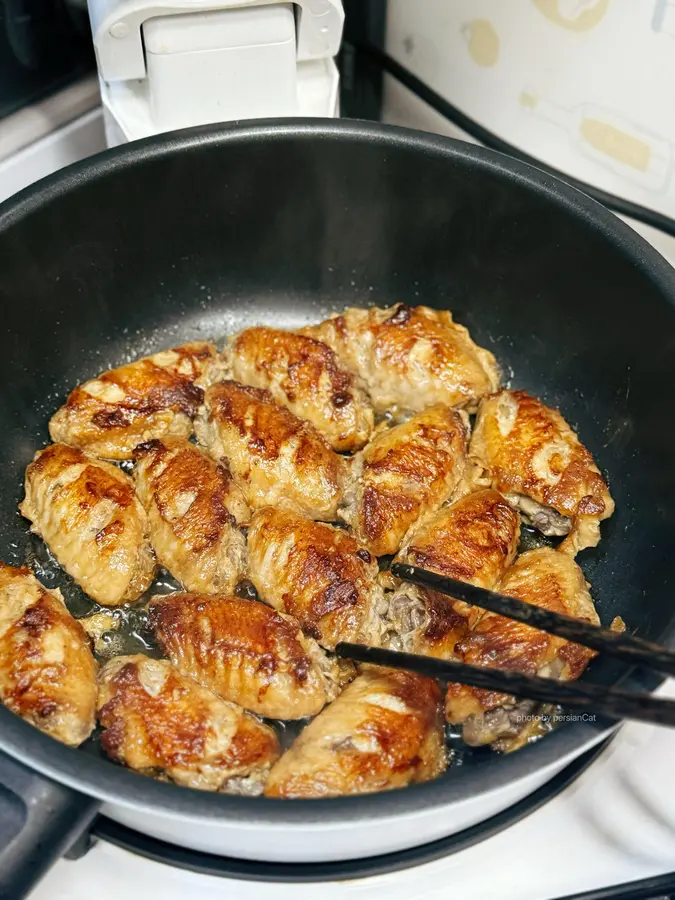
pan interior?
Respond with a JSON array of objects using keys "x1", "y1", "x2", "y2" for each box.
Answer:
[{"x1": 0, "y1": 122, "x2": 674, "y2": 801}]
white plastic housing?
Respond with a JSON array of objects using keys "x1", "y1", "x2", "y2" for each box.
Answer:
[
  {"x1": 89, "y1": 0, "x2": 343, "y2": 145},
  {"x1": 144, "y1": 6, "x2": 297, "y2": 130},
  {"x1": 89, "y1": 0, "x2": 344, "y2": 82}
]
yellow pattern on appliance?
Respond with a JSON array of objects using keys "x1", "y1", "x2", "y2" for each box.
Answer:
[
  {"x1": 533, "y1": 0, "x2": 610, "y2": 31},
  {"x1": 520, "y1": 90, "x2": 672, "y2": 191},
  {"x1": 580, "y1": 119, "x2": 650, "y2": 172},
  {"x1": 461, "y1": 19, "x2": 500, "y2": 67}
]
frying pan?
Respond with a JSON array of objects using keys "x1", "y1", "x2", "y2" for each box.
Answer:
[{"x1": 0, "y1": 119, "x2": 674, "y2": 894}]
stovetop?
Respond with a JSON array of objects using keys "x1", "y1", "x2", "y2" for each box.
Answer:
[{"x1": 29, "y1": 681, "x2": 675, "y2": 899}]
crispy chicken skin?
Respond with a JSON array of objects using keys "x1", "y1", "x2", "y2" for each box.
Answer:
[
  {"x1": 97, "y1": 655, "x2": 279, "y2": 794},
  {"x1": 247, "y1": 507, "x2": 386, "y2": 651},
  {"x1": 445, "y1": 547, "x2": 599, "y2": 747},
  {"x1": 341, "y1": 404, "x2": 468, "y2": 556},
  {"x1": 49, "y1": 342, "x2": 217, "y2": 460},
  {"x1": 264, "y1": 668, "x2": 446, "y2": 798},
  {"x1": 134, "y1": 438, "x2": 248, "y2": 595},
  {"x1": 226, "y1": 327, "x2": 374, "y2": 452},
  {"x1": 149, "y1": 593, "x2": 348, "y2": 719},
  {"x1": 195, "y1": 381, "x2": 346, "y2": 521},
  {"x1": 20, "y1": 444, "x2": 155, "y2": 606},
  {"x1": 385, "y1": 490, "x2": 520, "y2": 658},
  {"x1": 302, "y1": 305, "x2": 499, "y2": 414},
  {"x1": 470, "y1": 390, "x2": 614, "y2": 554},
  {"x1": 0, "y1": 564, "x2": 96, "y2": 746}
]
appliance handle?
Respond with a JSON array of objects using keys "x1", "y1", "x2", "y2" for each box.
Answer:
[
  {"x1": 0, "y1": 750, "x2": 101, "y2": 899},
  {"x1": 90, "y1": 0, "x2": 345, "y2": 82}
]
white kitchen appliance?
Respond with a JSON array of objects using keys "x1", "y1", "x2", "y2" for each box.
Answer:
[
  {"x1": 379, "y1": 0, "x2": 675, "y2": 223},
  {"x1": 87, "y1": 0, "x2": 344, "y2": 145}
]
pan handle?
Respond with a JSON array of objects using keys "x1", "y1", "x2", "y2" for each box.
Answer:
[{"x1": 0, "y1": 750, "x2": 100, "y2": 899}]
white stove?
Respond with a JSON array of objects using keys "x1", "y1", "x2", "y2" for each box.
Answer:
[
  {"x1": 29, "y1": 680, "x2": 675, "y2": 900},
  {"x1": 5, "y1": 93, "x2": 675, "y2": 900}
]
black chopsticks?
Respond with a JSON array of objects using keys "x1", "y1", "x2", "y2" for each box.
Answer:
[
  {"x1": 390, "y1": 562, "x2": 675, "y2": 679},
  {"x1": 333, "y1": 561, "x2": 675, "y2": 731},
  {"x1": 335, "y1": 643, "x2": 675, "y2": 728}
]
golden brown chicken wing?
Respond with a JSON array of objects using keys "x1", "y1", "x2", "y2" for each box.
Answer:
[
  {"x1": 247, "y1": 507, "x2": 386, "y2": 650},
  {"x1": 341, "y1": 404, "x2": 468, "y2": 556},
  {"x1": 226, "y1": 327, "x2": 374, "y2": 452},
  {"x1": 97, "y1": 655, "x2": 279, "y2": 793},
  {"x1": 148, "y1": 593, "x2": 348, "y2": 719},
  {"x1": 302, "y1": 305, "x2": 499, "y2": 414},
  {"x1": 264, "y1": 668, "x2": 446, "y2": 798},
  {"x1": 445, "y1": 547, "x2": 598, "y2": 748},
  {"x1": 0, "y1": 564, "x2": 96, "y2": 746},
  {"x1": 134, "y1": 438, "x2": 248, "y2": 595},
  {"x1": 20, "y1": 444, "x2": 155, "y2": 606},
  {"x1": 470, "y1": 390, "x2": 614, "y2": 554},
  {"x1": 49, "y1": 342, "x2": 217, "y2": 460},
  {"x1": 195, "y1": 381, "x2": 346, "y2": 521},
  {"x1": 385, "y1": 490, "x2": 520, "y2": 658}
]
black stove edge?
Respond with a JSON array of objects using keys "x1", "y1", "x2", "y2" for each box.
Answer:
[
  {"x1": 554, "y1": 871, "x2": 675, "y2": 900},
  {"x1": 90, "y1": 740, "x2": 608, "y2": 884}
]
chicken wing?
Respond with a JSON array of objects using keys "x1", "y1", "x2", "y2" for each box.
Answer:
[
  {"x1": 385, "y1": 489, "x2": 520, "y2": 658},
  {"x1": 195, "y1": 381, "x2": 346, "y2": 521},
  {"x1": 264, "y1": 668, "x2": 446, "y2": 798},
  {"x1": 445, "y1": 547, "x2": 598, "y2": 748},
  {"x1": 341, "y1": 404, "x2": 468, "y2": 556},
  {"x1": 0, "y1": 563, "x2": 96, "y2": 746},
  {"x1": 226, "y1": 327, "x2": 374, "y2": 451},
  {"x1": 134, "y1": 438, "x2": 248, "y2": 595},
  {"x1": 49, "y1": 342, "x2": 217, "y2": 460},
  {"x1": 470, "y1": 390, "x2": 614, "y2": 554},
  {"x1": 247, "y1": 507, "x2": 385, "y2": 650},
  {"x1": 302, "y1": 305, "x2": 499, "y2": 414},
  {"x1": 97, "y1": 655, "x2": 279, "y2": 794},
  {"x1": 20, "y1": 444, "x2": 155, "y2": 606},
  {"x1": 149, "y1": 593, "x2": 349, "y2": 719}
]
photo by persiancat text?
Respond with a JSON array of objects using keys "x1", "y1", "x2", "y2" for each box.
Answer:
[{"x1": 515, "y1": 713, "x2": 597, "y2": 724}]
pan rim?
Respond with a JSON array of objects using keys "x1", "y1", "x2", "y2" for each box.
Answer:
[{"x1": 0, "y1": 117, "x2": 672, "y2": 825}]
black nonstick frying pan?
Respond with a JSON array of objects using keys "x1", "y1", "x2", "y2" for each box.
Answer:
[{"x1": 0, "y1": 119, "x2": 674, "y2": 896}]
